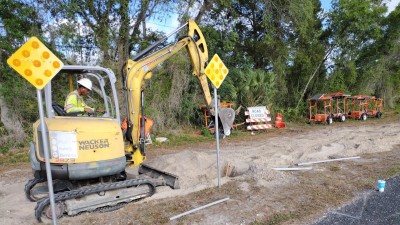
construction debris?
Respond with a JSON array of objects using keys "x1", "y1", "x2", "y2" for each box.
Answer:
[
  {"x1": 155, "y1": 137, "x2": 168, "y2": 143},
  {"x1": 225, "y1": 162, "x2": 231, "y2": 177}
]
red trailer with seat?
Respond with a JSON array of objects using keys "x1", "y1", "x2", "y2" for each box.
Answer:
[
  {"x1": 308, "y1": 94, "x2": 333, "y2": 125},
  {"x1": 327, "y1": 92, "x2": 351, "y2": 122},
  {"x1": 365, "y1": 96, "x2": 383, "y2": 118},
  {"x1": 346, "y1": 95, "x2": 369, "y2": 120}
]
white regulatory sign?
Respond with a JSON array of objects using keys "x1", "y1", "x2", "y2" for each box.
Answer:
[
  {"x1": 49, "y1": 131, "x2": 78, "y2": 159},
  {"x1": 248, "y1": 106, "x2": 268, "y2": 119}
]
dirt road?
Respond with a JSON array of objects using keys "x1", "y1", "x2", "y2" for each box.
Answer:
[{"x1": 1, "y1": 116, "x2": 400, "y2": 225}]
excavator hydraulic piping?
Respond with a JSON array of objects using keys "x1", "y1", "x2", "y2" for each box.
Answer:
[{"x1": 133, "y1": 22, "x2": 189, "y2": 61}]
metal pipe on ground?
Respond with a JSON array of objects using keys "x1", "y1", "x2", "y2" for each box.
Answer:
[
  {"x1": 296, "y1": 156, "x2": 361, "y2": 166},
  {"x1": 273, "y1": 167, "x2": 313, "y2": 171},
  {"x1": 169, "y1": 197, "x2": 230, "y2": 221}
]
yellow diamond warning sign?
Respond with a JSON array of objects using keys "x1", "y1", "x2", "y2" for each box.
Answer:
[
  {"x1": 205, "y1": 54, "x2": 229, "y2": 89},
  {"x1": 7, "y1": 36, "x2": 64, "y2": 89}
]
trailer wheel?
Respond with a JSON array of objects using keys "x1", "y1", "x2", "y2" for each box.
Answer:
[
  {"x1": 376, "y1": 112, "x2": 382, "y2": 119},
  {"x1": 361, "y1": 113, "x2": 367, "y2": 121},
  {"x1": 340, "y1": 115, "x2": 346, "y2": 122},
  {"x1": 327, "y1": 116, "x2": 333, "y2": 125}
]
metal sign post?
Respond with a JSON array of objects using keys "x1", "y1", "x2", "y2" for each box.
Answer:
[
  {"x1": 37, "y1": 89, "x2": 57, "y2": 224},
  {"x1": 204, "y1": 54, "x2": 229, "y2": 189},
  {"x1": 7, "y1": 36, "x2": 64, "y2": 225},
  {"x1": 213, "y1": 86, "x2": 221, "y2": 188}
]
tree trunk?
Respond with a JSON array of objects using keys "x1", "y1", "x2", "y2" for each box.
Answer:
[{"x1": 296, "y1": 46, "x2": 333, "y2": 109}]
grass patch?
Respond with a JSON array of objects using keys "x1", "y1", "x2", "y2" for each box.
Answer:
[
  {"x1": 0, "y1": 143, "x2": 12, "y2": 154},
  {"x1": 261, "y1": 213, "x2": 297, "y2": 225},
  {"x1": 150, "y1": 127, "x2": 253, "y2": 148},
  {"x1": 329, "y1": 166, "x2": 341, "y2": 172},
  {"x1": 150, "y1": 132, "x2": 214, "y2": 148},
  {"x1": 0, "y1": 148, "x2": 30, "y2": 165},
  {"x1": 384, "y1": 163, "x2": 400, "y2": 178}
]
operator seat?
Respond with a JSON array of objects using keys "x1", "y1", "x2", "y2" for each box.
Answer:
[
  {"x1": 52, "y1": 102, "x2": 66, "y2": 116},
  {"x1": 52, "y1": 102, "x2": 86, "y2": 117}
]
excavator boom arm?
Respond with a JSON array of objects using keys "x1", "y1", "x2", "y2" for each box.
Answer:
[{"x1": 124, "y1": 20, "x2": 211, "y2": 157}]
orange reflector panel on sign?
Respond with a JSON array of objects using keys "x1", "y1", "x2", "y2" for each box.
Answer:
[{"x1": 7, "y1": 36, "x2": 64, "y2": 89}]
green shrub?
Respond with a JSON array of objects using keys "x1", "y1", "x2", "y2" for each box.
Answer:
[{"x1": 201, "y1": 127, "x2": 211, "y2": 136}]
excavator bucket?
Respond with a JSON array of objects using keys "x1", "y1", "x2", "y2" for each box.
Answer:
[
  {"x1": 138, "y1": 164, "x2": 180, "y2": 189},
  {"x1": 219, "y1": 107, "x2": 235, "y2": 136}
]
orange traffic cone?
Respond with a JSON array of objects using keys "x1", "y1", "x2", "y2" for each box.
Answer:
[{"x1": 275, "y1": 113, "x2": 286, "y2": 128}]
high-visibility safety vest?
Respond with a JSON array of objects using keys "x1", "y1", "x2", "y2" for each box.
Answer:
[{"x1": 64, "y1": 90, "x2": 94, "y2": 113}]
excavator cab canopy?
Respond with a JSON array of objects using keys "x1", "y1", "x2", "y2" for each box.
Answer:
[{"x1": 43, "y1": 65, "x2": 121, "y2": 124}]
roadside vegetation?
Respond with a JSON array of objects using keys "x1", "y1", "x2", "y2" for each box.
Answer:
[
  {"x1": 2, "y1": 108, "x2": 398, "y2": 168},
  {"x1": 1, "y1": 0, "x2": 399, "y2": 158}
]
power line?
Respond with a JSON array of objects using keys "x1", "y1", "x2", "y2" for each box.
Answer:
[{"x1": 146, "y1": 21, "x2": 177, "y2": 29}]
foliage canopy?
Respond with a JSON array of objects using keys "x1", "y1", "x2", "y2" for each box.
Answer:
[{"x1": 0, "y1": 0, "x2": 399, "y2": 148}]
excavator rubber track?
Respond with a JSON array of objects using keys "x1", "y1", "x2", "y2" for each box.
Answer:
[
  {"x1": 35, "y1": 178, "x2": 156, "y2": 222},
  {"x1": 25, "y1": 178, "x2": 75, "y2": 202},
  {"x1": 25, "y1": 178, "x2": 47, "y2": 202}
]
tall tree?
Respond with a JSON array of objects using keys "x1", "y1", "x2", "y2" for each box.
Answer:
[
  {"x1": 285, "y1": 0, "x2": 326, "y2": 108},
  {"x1": 199, "y1": 0, "x2": 326, "y2": 109},
  {"x1": 0, "y1": 0, "x2": 43, "y2": 146},
  {"x1": 325, "y1": 0, "x2": 386, "y2": 94},
  {"x1": 42, "y1": 0, "x2": 176, "y2": 69},
  {"x1": 359, "y1": 4, "x2": 400, "y2": 107}
]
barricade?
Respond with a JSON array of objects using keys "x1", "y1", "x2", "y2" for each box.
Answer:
[{"x1": 245, "y1": 107, "x2": 273, "y2": 131}]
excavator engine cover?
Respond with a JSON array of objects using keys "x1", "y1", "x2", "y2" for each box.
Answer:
[{"x1": 31, "y1": 117, "x2": 126, "y2": 180}]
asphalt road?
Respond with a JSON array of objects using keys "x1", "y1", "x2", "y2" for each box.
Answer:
[{"x1": 312, "y1": 175, "x2": 400, "y2": 225}]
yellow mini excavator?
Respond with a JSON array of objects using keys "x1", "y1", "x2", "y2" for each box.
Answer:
[{"x1": 24, "y1": 20, "x2": 235, "y2": 222}]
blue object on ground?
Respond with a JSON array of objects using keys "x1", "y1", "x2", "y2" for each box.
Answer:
[{"x1": 313, "y1": 175, "x2": 400, "y2": 225}]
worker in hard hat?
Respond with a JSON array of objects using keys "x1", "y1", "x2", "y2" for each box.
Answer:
[{"x1": 64, "y1": 78, "x2": 95, "y2": 114}]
